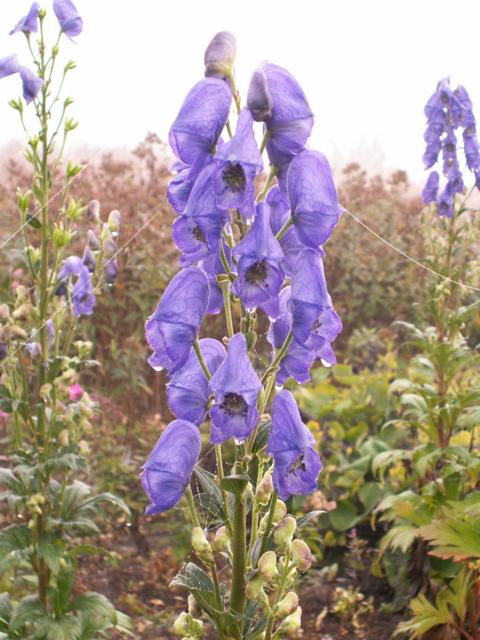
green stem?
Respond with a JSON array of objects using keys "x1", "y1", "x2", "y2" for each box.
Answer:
[
  {"x1": 261, "y1": 330, "x2": 293, "y2": 384},
  {"x1": 258, "y1": 491, "x2": 278, "y2": 559},
  {"x1": 256, "y1": 165, "x2": 278, "y2": 204},
  {"x1": 193, "y1": 339, "x2": 211, "y2": 380},
  {"x1": 275, "y1": 217, "x2": 294, "y2": 241},
  {"x1": 220, "y1": 280, "x2": 234, "y2": 338},
  {"x1": 229, "y1": 488, "x2": 247, "y2": 632},
  {"x1": 215, "y1": 445, "x2": 233, "y2": 537},
  {"x1": 259, "y1": 130, "x2": 270, "y2": 154},
  {"x1": 265, "y1": 549, "x2": 292, "y2": 640}
]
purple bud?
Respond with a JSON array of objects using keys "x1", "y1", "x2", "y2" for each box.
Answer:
[
  {"x1": 422, "y1": 171, "x2": 439, "y2": 205},
  {"x1": 53, "y1": 0, "x2": 83, "y2": 38},
  {"x1": 247, "y1": 69, "x2": 273, "y2": 122},
  {"x1": 204, "y1": 31, "x2": 236, "y2": 79},
  {"x1": 19, "y1": 67, "x2": 43, "y2": 103}
]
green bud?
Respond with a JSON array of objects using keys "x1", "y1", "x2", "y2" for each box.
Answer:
[
  {"x1": 12, "y1": 303, "x2": 32, "y2": 321},
  {"x1": 58, "y1": 429, "x2": 70, "y2": 447},
  {"x1": 52, "y1": 224, "x2": 74, "y2": 248},
  {"x1": 65, "y1": 198, "x2": 84, "y2": 220},
  {"x1": 9, "y1": 99, "x2": 23, "y2": 112},
  {"x1": 66, "y1": 161, "x2": 83, "y2": 179},
  {"x1": 40, "y1": 384, "x2": 52, "y2": 400},
  {"x1": 16, "y1": 190, "x2": 30, "y2": 213},
  {"x1": 258, "y1": 550, "x2": 278, "y2": 583},
  {"x1": 255, "y1": 473, "x2": 273, "y2": 506},
  {"x1": 108, "y1": 209, "x2": 121, "y2": 232},
  {"x1": 273, "y1": 516, "x2": 296, "y2": 547},
  {"x1": 280, "y1": 606, "x2": 302, "y2": 635},
  {"x1": 276, "y1": 592, "x2": 299, "y2": 618},
  {"x1": 212, "y1": 525, "x2": 231, "y2": 554},
  {"x1": 75, "y1": 340, "x2": 93, "y2": 358},
  {"x1": 273, "y1": 500, "x2": 287, "y2": 523},
  {"x1": 291, "y1": 538, "x2": 313, "y2": 572},
  {"x1": 246, "y1": 575, "x2": 265, "y2": 600},
  {"x1": 65, "y1": 60, "x2": 76, "y2": 71},
  {"x1": 173, "y1": 612, "x2": 190, "y2": 636},
  {"x1": 191, "y1": 527, "x2": 212, "y2": 560},
  {"x1": 15, "y1": 286, "x2": 28, "y2": 301},
  {"x1": 38, "y1": 7, "x2": 46, "y2": 18},
  {"x1": 78, "y1": 440, "x2": 90, "y2": 456},
  {"x1": 0, "y1": 304, "x2": 10, "y2": 323}
]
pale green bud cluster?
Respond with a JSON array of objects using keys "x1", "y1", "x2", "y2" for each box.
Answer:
[{"x1": 172, "y1": 611, "x2": 204, "y2": 639}]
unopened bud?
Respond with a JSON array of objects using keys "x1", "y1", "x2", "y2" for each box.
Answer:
[
  {"x1": 86, "y1": 200, "x2": 100, "y2": 222},
  {"x1": 255, "y1": 473, "x2": 273, "y2": 506},
  {"x1": 212, "y1": 525, "x2": 231, "y2": 554},
  {"x1": 274, "y1": 516, "x2": 296, "y2": 547},
  {"x1": 204, "y1": 31, "x2": 236, "y2": 79},
  {"x1": 276, "y1": 592, "x2": 299, "y2": 618},
  {"x1": 291, "y1": 538, "x2": 313, "y2": 572},
  {"x1": 39, "y1": 384, "x2": 52, "y2": 400},
  {"x1": 58, "y1": 429, "x2": 69, "y2": 447},
  {"x1": 258, "y1": 551, "x2": 278, "y2": 583},
  {"x1": 281, "y1": 606, "x2": 302, "y2": 635},
  {"x1": 173, "y1": 611, "x2": 189, "y2": 636},
  {"x1": 0, "y1": 304, "x2": 9, "y2": 322},
  {"x1": 11, "y1": 326, "x2": 28, "y2": 340},
  {"x1": 191, "y1": 527, "x2": 212, "y2": 559},
  {"x1": 78, "y1": 440, "x2": 90, "y2": 456},
  {"x1": 108, "y1": 209, "x2": 121, "y2": 233},
  {"x1": 273, "y1": 500, "x2": 287, "y2": 523},
  {"x1": 12, "y1": 303, "x2": 32, "y2": 320},
  {"x1": 187, "y1": 594, "x2": 200, "y2": 617},
  {"x1": 246, "y1": 575, "x2": 265, "y2": 600}
]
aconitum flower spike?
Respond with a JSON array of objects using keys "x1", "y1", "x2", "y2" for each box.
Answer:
[
  {"x1": 232, "y1": 202, "x2": 284, "y2": 317},
  {"x1": 141, "y1": 420, "x2": 201, "y2": 515},
  {"x1": 287, "y1": 151, "x2": 341, "y2": 248},
  {"x1": 145, "y1": 267, "x2": 209, "y2": 374},
  {"x1": 19, "y1": 67, "x2": 43, "y2": 103},
  {"x1": 167, "y1": 338, "x2": 226, "y2": 425},
  {"x1": 214, "y1": 108, "x2": 263, "y2": 212},
  {"x1": 204, "y1": 31, "x2": 236, "y2": 79},
  {"x1": 53, "y1": 0, "x2": 83, "y2": 38},
  {"x1": 422, "y1": 171, "x2": 439, "y2": 204},
  {"x1": 209, "y1": 333, "x2": 262, "y2": 444},
  {"x1": 267, "y1": 390, "x2": 321, "y2": 500},
  {"x1": 169, "y1": 79, "x2": 232, "y2": 167},
  {"x1": 291, "y1": 249, "x2": 331, "y2": 344},
  {"x1": 10, "y1": 3, "x2": 40, "y2": 35}
]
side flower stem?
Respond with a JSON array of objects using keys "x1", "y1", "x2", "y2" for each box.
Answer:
[
  {"x1": 256, "y1": 165, "x2": 278, "y2": 204},
  {"x1": 275, "y1": 217, "x2": 294, "y2": 241},
  {"x1": 215, "y1": 445, "x2": 233, "y2": 537},
  {"x1": 220, "y1": 279, "x2": 235, "y2": 338},
  {"x1": 261, "y1": 330, "x2": 293, "y2": 384},
  {"x1": 193, "y1": 339, "x2": 212, "y2": 380},
  {"x1": 258, "y1": 490, "x2": 278, "y2": 560}
]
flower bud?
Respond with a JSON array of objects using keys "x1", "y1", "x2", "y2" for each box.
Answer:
[
  {"x1": 191, "y1": 527, "x2": 212, "y2": 560},
  {"x1": 273, "y1": 500, "x2": 287, "y2": 523},
  {"x1": 82, "y1": 246, "x2": 96, "y2": 272},
  {"x1": 58, "y1": 429, "x2": 70, "y2": 447},
  {"x1": 187, "y1": 594, "x2": 200, "y2": 617},
  {"x1": 87, "y1": 200, "x2": 100, "y2": 222},
  {"x1": 204, "y1": 31, "x2": 236, "y2": 79},
  {"x1": 39, "y1": 384, "x2": 52, "y2": 400},
  {"x1": 172, "y1": 611, "x2": 190, "y2": 636},
  {"x1": 14, "y1": 285, "x2": 28, "y2": 301},
  {"x1": 25, "y1": 341, "x2": 41, "y2": 356},
  {"x1": 11, "y1": 326, "x2": 27, "y2": 340},
  {"x1": 255, "y1": 473, "x2": 273, "y2": 506},
  {"x1": 108, "y1": 209, "x2": 121, "y2": 233},
  {"x1": 276, "y1": 592, "x2": 299, "y2": 618},
  {"x1": 274, "y1": 516, "x2": 296, "y2": 547},
  {"x1": 12, "y1": 303, "x2": 32, "y2": 320},
  {"x1": 87, "y1": 229, "x2": 100, "y2": 250},
  {"x1": 52, "y1": 225, "x2": 74, "y2": 248},
  {"x1": 78, "y1": 440, "x2": 90, "y2": 456},
  {"x1": 258, "y1": 550, "x2": 278, "y2": 583},
  {"x1": 291, "y1": 538, "x2": 313, "y2": 572},
  {"x1": 247, "y1": 69, "x2": 273, "y2": 122},
  {"x1": 246, "y1": 575, "x2": 264, "y2": 600},
  {"x1": 212, "y1": 525, "x2": 231, "y2": 554},
  {"x1": 0, "y1": 304, "x2": 9, "y2": 323},
  {"x1": 280, "y1": 606, "x2": 302, "y2": 635}
]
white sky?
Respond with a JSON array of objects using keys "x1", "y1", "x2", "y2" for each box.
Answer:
[{"x1": 1, "y1": 0, "x2": 480, "y2": 181}]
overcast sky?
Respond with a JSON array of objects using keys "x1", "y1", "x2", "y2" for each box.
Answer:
[{"x1": 0, "y1": 0, "x2": 479, "y2": 181}]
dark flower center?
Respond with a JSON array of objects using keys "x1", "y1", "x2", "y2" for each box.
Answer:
[
  {"x1": 220, "y1": 392, "x2": 248, "y2": 416},
  {"x1": 77, "y1": 292, "x2": 89, "y2": 303},
  {"x1": 445, "y1": 141, "x2": 455, "y2": 153},
  {"x1": 223, "y1": 163, "x2": 246, "y2": 193},
  {"x1": 192, "y1": 225, "x2": 206, "y2": 243},
  {"x1": 288, "y1": 452, "x2": 307, "y2": 476},
  {"x1": 245, "y1": 260, "x2": 267, "y2": 284}
]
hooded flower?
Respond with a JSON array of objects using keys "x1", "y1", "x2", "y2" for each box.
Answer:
[
  {"x1": 209, "y1": 333, "x2": 262, "y2": 444},
  {"x1": 53, "y1": 0, "x2": 83, "y2": 38},
  {"x1": 167, "y1": 338, "x2": 226, "y2": 425},
  {"x1": 10, "y1": 3, "x2": 40, "y2": 35},
  {"x1": 287, "y1": 151, "x2": 341, "y2": 248},
  {"x1": 291, "y1": 249, "x2": 333, "y2": 344},
  {"x1": 214, "y1": 108, "x2": 263, "y2": 213},
  {"x1": 145, "y1": 267, "x2": 209, "y2": 374},
  {"x1": 141, "y1": 420, "x2": 201, "y2": 515},
  {"x1": 232, "y1": 202, "x2": 284, "y2": 317},
  {"x1": 267, "y1": 390, "x2": 322, "y2": 500},
  {"x1": 204, "y1": 31, "x2": 236, "y2": 79},
  {"x1": 58, "y1": 255, "x2": 96, "y2": 317},
  {"x1": 267, "y1": 287, "x2": 315, "y2": 384},
  {"x1": 0, "y1": 55, "x2": 42, "y2": 104}
]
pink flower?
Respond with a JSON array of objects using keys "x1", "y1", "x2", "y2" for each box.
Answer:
[{"x1": 68, "y1": 383, "x2": 84, "y2": 402}]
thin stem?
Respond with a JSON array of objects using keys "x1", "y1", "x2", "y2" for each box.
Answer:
[
  {"x1": 215, "y1": 445, "x2": 233, "y2": 537},
  {"x1": 229, "y1": 488, "x2": 247, "y2": 633},
  {"x1": 258, "y1": 491, "x2": 278, "y2": 559},
  {"x1": 193, "y1": 339, "x2": 211, "y2": 380},
  {"x1": 256, "y1": 165, "x2": 278, "y2": 204},
  {"x1": 261, "y1": 330, "x2": 293, "y2": 384},
  {"x1": 275, "y1": 217, "x2": 294, "y2": 241},
  {"x1": 185, "y1": 485, "x2": 201, "y2": 528},
  {"x1": 220, "y1": 280, "x2": 235, "y2": 338},
  {"x1": 259, "y1": 130, "x2": 270, "y2": 155}
]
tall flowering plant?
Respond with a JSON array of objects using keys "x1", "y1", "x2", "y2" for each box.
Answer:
[
  {"x1": 0, "y1": 2, "x2": 130, "y2": 638},
  {"x1": 141, "y1": 32, "x2": 342, "y2": 639}
]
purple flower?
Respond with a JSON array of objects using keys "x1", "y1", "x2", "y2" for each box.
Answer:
[
  {"x1": 291, "y1": 249, "x2": 332, "y2": 344},
  {"x1": 169, "y1": 79, "x2": 231, "y2": 167},
  {"x1": 0, "y1": 54, "x2": 20, "y2": 79},
  {"x1": 464, "y1": 135, "x2": 480, "y2": 171},
  {"x1": 305, "y1": 306, "x2": 342, "y2": 366},
  {"x1": 248, "y1": 63, "x2": 313, "y2": 156},
  {"x1": 232, "y1": 202, "x2": 284, "y2": 317},
  {"x1": 267, "y1": 390, "x2": 322, "y2": 500},
  {"x1": 287, "y1": 151, "x2": 341, "y2": 248},
  {"x1": 267, "y1": 287, "x2": 315, "y2": 384},
  {"x1": 58, "y1": 256, "x2": 96, "y2": 317},
  {"x1": 141, "y1": 420, "x2": 201, "y2": 515},
  {"x1": 0, "y1": 55, "x2": 42, "y2": 104},
  {"x1": 214, "y1": 108, "x2": 263, "y2": 213},
  {"x1": 53, "y1": 0, "x2": 83, "y2": 38},
  {"x1": 209, "y1": 333, "x2": 261, "y2": 444},
  {"x1": 204, "y1": 31, "x2": 236, "y2": 79},
  {"x1": 10, "y1": 3, "x2": 40, "y2": 35},
  {"x1": 437, "y1": 186, "x2": 454, "y2": 218},
  {"x1": 267, "y1": 186, "x2": 303, "y2": 275},
  {"x1": 145, "y1": 267, "x2": 209, "y2": 374},
  {"x1": 167, "y1": 338, "x2": 226, "y2": 425},
  {"x1": 422, "y1": 171, "x2": 439, "y2": 204}
]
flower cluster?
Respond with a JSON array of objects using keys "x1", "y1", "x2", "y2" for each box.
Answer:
[
  {"x1": 422, "y1": 78, "x2": 480, "y2": 216},
  {"x1": 0, "y1": 1, "x2": 82, "y2": 104},
  {"x1": 142, "y1": 32, "x2": 342, "y2": 522}
]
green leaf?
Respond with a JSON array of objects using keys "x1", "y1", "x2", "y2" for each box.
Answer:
[
  {"x1": 26, "y1": 214, "x2": 41, "y2": 229},
  {"x1": 170, "y1": 562, "x2": 214, "y2": 593},
  {"x1": 328, "y1": 500, "x2": 359, "y2": 531},
  {"x1": 194, "y1": 467, "x2": 222, "y2": 505},
  {"x1": 252, "y1": 421, "x2": 270, "y2": 453}
]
